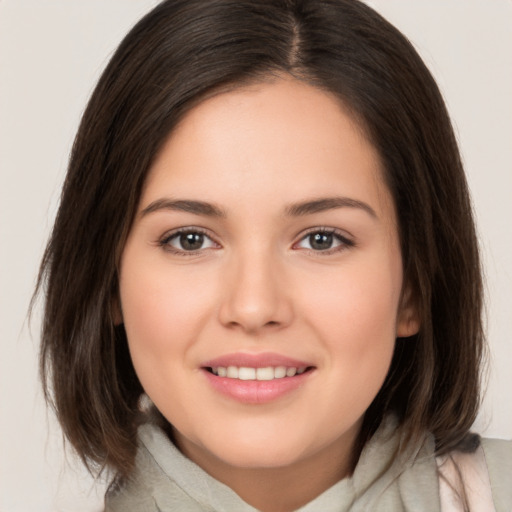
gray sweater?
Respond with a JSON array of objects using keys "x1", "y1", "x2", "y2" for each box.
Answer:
[{"x1": 105, "y1": 416, "x2": 512, "y2": 511}]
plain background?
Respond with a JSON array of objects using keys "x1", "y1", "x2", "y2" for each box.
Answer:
[{"x1": 1, "y1": 1, "x2": 511, "y2": 511}]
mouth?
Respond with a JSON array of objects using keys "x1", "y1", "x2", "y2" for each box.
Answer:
[
  {"x1": 200, "y1": 353, "x2": 316, "y2": 404},
  {"x1": 204, "y1": 365, "x2": 313, "y2": 381}
]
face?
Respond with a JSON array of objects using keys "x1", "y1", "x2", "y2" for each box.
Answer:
[{"x1": 119, "y1": 78, "x2": 418, "y2": 477}]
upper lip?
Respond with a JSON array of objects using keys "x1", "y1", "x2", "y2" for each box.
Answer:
[{"x1": 202, "y1": 352, "x2": 313, "y2": 369}]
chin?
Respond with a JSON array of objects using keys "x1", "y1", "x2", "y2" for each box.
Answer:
[
  {"x1": 192, "y1": 422, "x2": 319, "y2": 469},
  {"x1": 212, "y1": 441, "x2": 309, "y2": 470}
]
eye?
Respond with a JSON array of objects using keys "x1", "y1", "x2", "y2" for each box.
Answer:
[
  {"x1": 159, "y1": 229, "x2": 218, "y2": 253},
  {"x1": 295, "y1": 229, "x2": 354, "y2": 253}
]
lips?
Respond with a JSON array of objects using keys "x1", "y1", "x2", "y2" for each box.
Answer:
[
  {"x1": 201, "y1": 352, "x2": 315, "y2": 404},
  {"x1": 202, "y1": 352, "x2": 312, "y2": 369}
]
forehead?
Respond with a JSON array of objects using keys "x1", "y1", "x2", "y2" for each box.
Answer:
[{"x1": 142, "y1": 78, "x2": 392, "y2": 220}]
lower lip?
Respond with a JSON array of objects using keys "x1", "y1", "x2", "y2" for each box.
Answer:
[{"x1": 202, "y1": 369, "x2": 313, "y2": 404}]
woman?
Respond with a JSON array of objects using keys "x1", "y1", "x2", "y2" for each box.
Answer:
[{"x1": 35, "y1": 0, "x2": 511, "y2": 510}]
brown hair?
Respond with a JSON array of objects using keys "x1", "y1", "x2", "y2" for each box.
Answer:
[{"x1": 35, "y1": 0, "x2": 485, "y2": 478}]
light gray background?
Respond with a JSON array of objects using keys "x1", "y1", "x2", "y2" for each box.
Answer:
[{"x1": 1, "y1": 1, "x2": 511, "y2": 511}]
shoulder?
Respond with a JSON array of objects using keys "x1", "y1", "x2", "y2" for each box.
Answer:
[
  {"x1": 437, "y1": 437, "x2": 512, "y2": 512},
  {"x1": 480, "y1": 437, "x2": 512, "y2": 511},
  {"x1": 104, "y1": 425, "x2": 206, "y2": 512}
]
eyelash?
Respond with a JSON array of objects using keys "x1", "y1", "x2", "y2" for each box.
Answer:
[
  {"x1": 293, "y1": 227, "x2": 355, "y2": 255},
  {"x1": 158, "y1": 227, "x2": 219, "y2": 255},
  {"x1": 157, "y1": 227, "x2": 355, "y2": 255}
]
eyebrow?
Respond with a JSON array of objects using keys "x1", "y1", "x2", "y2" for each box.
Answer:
[
  {"x1": 140, "y1": 199, "x2": 227, "y2": 218},
  {"x1": 285, "y1": 197, "x2": 377, "y2": 219},
  {"x1": 140, "y1": 196, "x2": 377, "y2": 220}
]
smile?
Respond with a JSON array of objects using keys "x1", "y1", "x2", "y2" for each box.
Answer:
[
  {"x1": 201, "y1": 353, "x2": 315, "y2": 404},
  {"x1": 209, "y1": 366, "x2": 308, "y2": 380}
]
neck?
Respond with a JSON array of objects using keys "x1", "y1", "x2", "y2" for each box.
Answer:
[{"x1": 173, "y1": 424, "x2": 361, "y2": 512}]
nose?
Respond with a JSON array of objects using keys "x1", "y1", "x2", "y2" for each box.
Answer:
[{"x1": 218, "y1": 249, "x2": 294, "y2": 334}]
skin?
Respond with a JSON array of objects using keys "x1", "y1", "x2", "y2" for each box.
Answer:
[{"x1": 119, "y1": 77, "x2": 419, "y2": 511}]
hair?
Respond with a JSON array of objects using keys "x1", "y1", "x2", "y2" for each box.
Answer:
[{"x1": 35, "y1": 0, "x2": 485, "y2": 479}]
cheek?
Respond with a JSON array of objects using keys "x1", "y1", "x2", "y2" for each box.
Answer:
[
  {"x1": 120, "y1": 269, "x2": 173, "y2": 356},
  {"x1": 120, "y1": 252, "x2": 213, "y2": 346},
  {"x1": 300, "y1": 263, "x2": 400, "y2": 427},
  {"x1": 304, "y1": 254, "x2": 402, "y2": 375},
  {"x1": 118, "y1": 248, "x2": 214, "y2": 397},
  {"x1": 119, "y1": 255, "x2": 210, "y2": 415}
]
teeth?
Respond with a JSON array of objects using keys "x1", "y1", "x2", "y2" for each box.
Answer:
[
  {"x1": 227, "y1": 366, "x2": 238, "y2": 378},
  {"x1": 256, "y1": 367, "x2": 274, "y2": 381},
  {"x1": 274, "y1": 366, "x2": 287, "y2": 378},
  {"x1": 239, "y1": 367, "x2": 256, "y2": 380},
  {"x1": 211, "y1": 366, "x2": 307, "y2": 380}
]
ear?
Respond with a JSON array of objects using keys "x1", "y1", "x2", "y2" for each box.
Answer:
[{"x1": 396, "y1": 284, "x2": 420, "y2": 338}]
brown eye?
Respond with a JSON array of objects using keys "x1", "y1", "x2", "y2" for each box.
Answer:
[
  {"x1": 309, "y1": 232, "x2": 334, "y2": 251},
  {"x1": 161, "y1": 230, "x2": 217, "y2": 253},
  {"x1": 179, "y1": 232, "x2": 205, "y2": 251},
  {"x1": 295, "y1": 229, "x2": 354, "y2": 253}
]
